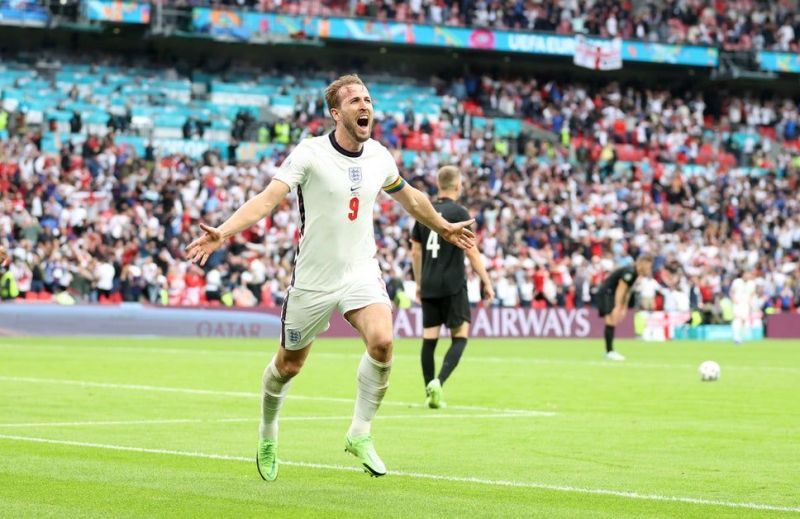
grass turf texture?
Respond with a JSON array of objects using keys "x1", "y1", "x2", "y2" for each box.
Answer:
[{"x1": 0, "y1": 337, "x2": 798, "y2": 518}]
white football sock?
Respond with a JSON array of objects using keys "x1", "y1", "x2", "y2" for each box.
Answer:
[
  {"x1": 347, "y1": 352, "x2": 392, "y2": 438},
  {"x1": 732, "y1": 318, "x2": 742, "y2": 342},
  {"x1": 259, "y1": 357, "x2": 291, "y2": 441}
]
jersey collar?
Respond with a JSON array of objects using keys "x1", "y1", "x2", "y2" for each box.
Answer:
[{"x1": 329, "y1": 132, "x2": 363, "y2": 158}]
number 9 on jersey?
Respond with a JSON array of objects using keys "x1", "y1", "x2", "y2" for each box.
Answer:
[{"x1": 348, "y1": 197, "x2": 359, "y2": 221}]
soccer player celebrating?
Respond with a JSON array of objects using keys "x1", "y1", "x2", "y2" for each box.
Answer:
[
  {"x1": 596, "y1": 254, "x2": 653, "y2": 361},
  {"x1": 410, "y1": 166, "x2": 494, "y2": 408},
  {"x1": 186, "y1": 75, "x2": 475, "y2": 481}
]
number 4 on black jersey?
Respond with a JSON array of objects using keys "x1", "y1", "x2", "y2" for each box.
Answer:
[{"x1": 411, "y1": 198, "x2": 471, "y2": 298}]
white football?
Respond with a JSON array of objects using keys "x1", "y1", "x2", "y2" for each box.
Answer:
[{"x1": 699, "y1": 361, "x2": 721, "y2": 382}]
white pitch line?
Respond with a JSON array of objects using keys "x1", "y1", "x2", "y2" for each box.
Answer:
[
  {"x1": 0, "y1": 376, "x2": 554, "y2": 416},
  {"x1": 0, "y1": 418, "x2": 247, "y2": 429},
  {"x1": 0, "y1": 434, "x2": 796, "y2": 514},
  {"x1": 0, "y1": 412, "x2": 548, "y2": 429},
  {"x1": 3, "y1": 342, "x2": 800, "y2": 374},
  {"x1": 0, "y1": 418, "x2": 254, "y2": 428}
]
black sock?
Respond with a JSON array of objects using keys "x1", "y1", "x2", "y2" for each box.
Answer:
[
  {"x1": 438, "y1": 337, "x2": 468, "y2": 385},
  {"x1": 605, "y1": 325, "x2": 615, "y2": 353},
  {"x1": 421, "y1": 338, "x2": 438, "y2": 386}
]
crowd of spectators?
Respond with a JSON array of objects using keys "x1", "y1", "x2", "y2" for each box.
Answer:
[
  {"x1": 458, "y1": 73, "x2": 800, "y2": 167},
  {"x1": 1, "y1": 67, "x2": 799, "y2": 318},
  {"x1": 179, "y1": 0, "x2": 800, "y2": 52}
]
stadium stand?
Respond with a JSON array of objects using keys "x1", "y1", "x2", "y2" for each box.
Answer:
[
  {"x1": 1, "y1": 51, "x2": 798, "y2": 319},
  {"x1": 177, "y1": 0, "x2": 800, "y2": 50}
]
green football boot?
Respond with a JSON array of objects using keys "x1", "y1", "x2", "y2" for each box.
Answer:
[
  {"x1": 344, "y1": 434, "x2": 387, "y2": 477},
  {"x1": 425, "y1": 378, "x2": 445, "y2": 409},
  {"x1": 256, "y1": 439, "x2": 278, "y2": 481}
]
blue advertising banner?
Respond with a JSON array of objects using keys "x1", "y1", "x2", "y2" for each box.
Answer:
[
  {"x1": 0, "y1": 0, "x2": 49, "y2": 26},
  {"x1": 191, "y1": 8, "x2": 718, "y2": 67},
  {"x1": 758, "y1": 51, "x2": 800, "y2": 74},
  {"x1": 86, "y1": 0, "x2": 150, "y2": 24}
]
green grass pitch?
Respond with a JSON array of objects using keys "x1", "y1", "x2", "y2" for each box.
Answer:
[{"x1": 0, "y1": 336, "x2": 798, "y2": 517}]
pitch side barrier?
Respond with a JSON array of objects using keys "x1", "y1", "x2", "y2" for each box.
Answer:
[
  {"x1": 635, "y1": 311, "x2": 767, "y2": 341},
  {"x1": 0, "y1": 303, "x2": 634, "y2": 339}
]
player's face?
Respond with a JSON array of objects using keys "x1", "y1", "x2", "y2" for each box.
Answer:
[
  {"x1": 637, "y1": 261, "x2": 652, "y2": 277},
  {"x1": 333, "y1": 84, "x2": 373, "y2": 143}
]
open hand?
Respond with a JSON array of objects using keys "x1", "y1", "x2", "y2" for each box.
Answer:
[
  {"x1": 186, "y1": 223, "x2": 225, "y2": 266},
  {"x1": 441, "y1": 218, "x2": 476, "y2": 250}
]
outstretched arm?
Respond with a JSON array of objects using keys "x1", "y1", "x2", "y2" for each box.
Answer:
[
  {"x1": 389, "y1": 185, "x2": 475, "y2": 249},
  {"x1": 186, "y1": 180, "x2": 290, "y2": 265}
]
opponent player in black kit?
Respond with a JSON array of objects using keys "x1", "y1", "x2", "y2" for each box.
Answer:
[
  {"x1": 596, "y1": 254, "x2": 653, "y2": 361},
  {"x1": 411, "y1": 166, "x2": 494, "y2": 408}
]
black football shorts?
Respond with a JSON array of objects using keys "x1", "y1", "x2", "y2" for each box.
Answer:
[{"x1": 421, "y1": 287, "x2": 471, "y2": 329}]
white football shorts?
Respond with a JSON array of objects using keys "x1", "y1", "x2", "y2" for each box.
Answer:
[{"x1": 280, "y1": 273, "x2": 391, "y2": 350}]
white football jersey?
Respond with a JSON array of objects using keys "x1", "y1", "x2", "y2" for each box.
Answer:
[
  {"x1": 730, "y1": 278, "x2": 756, "y2": 306},
  {"x1": 273, "y1": 133, "x2": 404, "y2": 292}
]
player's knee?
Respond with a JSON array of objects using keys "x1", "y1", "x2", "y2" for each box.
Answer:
[
  {"x1": 452, "y1": 322, "x2": 470, "y2": 337},
  {"x1": 276, "y1": 357, "x2": 304, "y2": 379},
  {"x1": 368, "y1": 335, "x2": 393, "y2": 360}
]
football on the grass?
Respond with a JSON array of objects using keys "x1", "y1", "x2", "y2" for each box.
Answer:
[{"x1": 699, "y1": 361, "x2": 721, "y2": 382}]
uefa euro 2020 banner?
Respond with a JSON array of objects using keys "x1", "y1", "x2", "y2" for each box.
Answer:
[
  {"x1": 191, "y1": 8, "x2": 718, "y2": 68},
  {"x1": 86, "y1": 0, "x2": 150, "y2": 24}
]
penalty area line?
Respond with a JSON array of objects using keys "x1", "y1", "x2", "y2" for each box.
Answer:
[{"x1": 0, "y1": 434, "x2": 797, "y2": 513}]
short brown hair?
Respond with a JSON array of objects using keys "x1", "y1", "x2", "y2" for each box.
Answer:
[
  {"x1": 637, "y1": 254, "x2": 654, "y2": 265},
  {"x1": 437, "y1": 166, "x2": 461, "y2": 191},
  {"x1": 325, "y1": 74, "x2": 366, "y2": 111}
]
